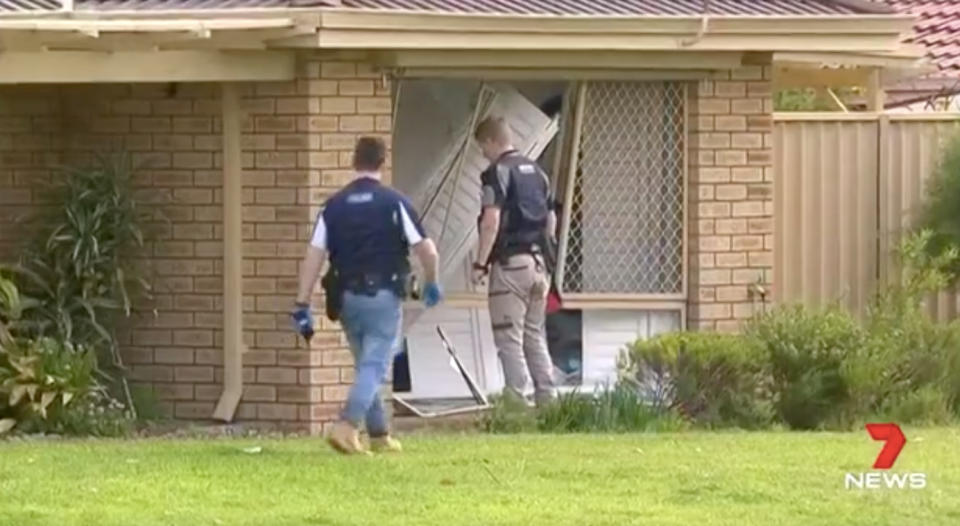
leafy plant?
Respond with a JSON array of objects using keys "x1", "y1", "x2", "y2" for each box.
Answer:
[
  {"x1": 0, "y1": 274, "x2": 20, "y2": 346},
  {"x1": 620, "y1": 332, "x2": 773, "y2": 429},
  {"x1": 537, "y1": 385, "x2": 684, "y2": 433},
  {"x1": 747, "y1": 304, "x2": 862, "y2": 430},
  {"x1": 881, "y1": 385, "x2": 955, "y2": 426},
  {"x1": 848, "y1": 232, "x2": 960, "y2": 422},
  {"x1": 918, "y1": 131, "x2": 960, "y2": 277},
  {"x1": 482, "y1": 387, "x2": 685, "y2": 434},
  {"x1": 481, "y1": 394, "x2": 538, "y2": 434},
  {"x1": 11, "y1": 154, "x2": 153, "y2": 413},
  {"x1": 0, "y1": 335, "x2": 129, "y2": 436}
]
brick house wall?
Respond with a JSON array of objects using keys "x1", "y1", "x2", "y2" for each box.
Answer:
[
  {"x1": 0, "y1": 51, "x2": 391, "y2": 433},
  {"x1": 0, "y1": 86, "x2": 62, "y2": 263},
  {"x1": 2, "y1": 52, "x2": 777, "y2": 429},
  {"x1": 687, "y1": 58, "x2": 775, "y2": 332}
]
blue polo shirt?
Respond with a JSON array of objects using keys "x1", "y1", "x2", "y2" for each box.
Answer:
[{"x1": 311, "y1": 174, "x2": 426, "y2": 279}]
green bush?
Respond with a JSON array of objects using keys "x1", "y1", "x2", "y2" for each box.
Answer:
[
  {"x1": 5, "y1": 155, "x2": 154, "y2": 424},
  {"x1": 0, "y1": 336, "x2": 131, "y2": 437},
  {"x1": 537, "y1": 386, "x2": 683, "y2": 433},
  {"x1": 919, "y1": 131, "x2": 960, "y2": 277},
  {"x1": 129, "y1": 384, "x2": 168, "y2": 423},
  {"x1": 14, "y1": 155, "x2": 151, "y2": 362},
  {"x1": 481, "y1": 394, "x2": 538, "y2": 434},
  {"x1": 746, "y1": 304, "x2": 862, "y2": 430},
  {"x1": 481, "y1": 387, "x2": 686, "y2": 434},
  {"x1": 0, "y1": 274, "x2": 20, "y2": 347},
  {"x1": 851, "y1": 231, "x2": 960, "y2": 422},
  {"x1": 619, "y1": 332, "x2": 772, "y2": 429},
  {"x1": 492, "y1": 232, "x2": 960, "y2": 434},
  {"x1": 881, "y1": 385, "x2": 955, "y2": 426}
]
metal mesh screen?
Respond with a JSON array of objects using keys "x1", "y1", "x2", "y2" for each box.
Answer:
[{"x1": 561, "y1": 81, "x2": 685, "y2": 295}]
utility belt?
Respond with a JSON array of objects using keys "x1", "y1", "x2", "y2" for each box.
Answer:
[
  {"x1": 341, "y1": 271, "x2": 408, "y2": 299},
  {"x1": 320, "y1": 268, "x2": 408, "y2": 322},
  {"x1": 496, "y1": 237, "x2": 557, "y2": 275}
]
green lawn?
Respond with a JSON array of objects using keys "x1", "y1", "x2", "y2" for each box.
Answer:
[{"x1": 1, "y1": 428, "x2": 959, "y2": 526}]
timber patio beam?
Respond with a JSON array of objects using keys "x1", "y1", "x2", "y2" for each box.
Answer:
[
  {"x1": 272, "y1": 11, "x2": 914, "y2": 53},
  {"x1": 375, "y1": 50, "x2": 746, "y2": 71},
  {"x1": 0, "y1": 50, "x2": 296, "y2": 83}
]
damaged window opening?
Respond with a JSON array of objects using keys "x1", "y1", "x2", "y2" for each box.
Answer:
[{"x1": 391, "y1": 77, "x2": 685, "y2": 408}]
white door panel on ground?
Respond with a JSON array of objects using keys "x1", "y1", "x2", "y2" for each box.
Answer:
[{"x1": 403, "y1": 305, "x2": 500, "y2": 399}]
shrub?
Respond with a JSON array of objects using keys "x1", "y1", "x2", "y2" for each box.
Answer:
[
  {"x1": 746, "y1": 304, "x2": 862, "y2": 430},
  {"x1": 8, "y1": 154, "x2": 153, "y2": 418},
  {"x1": 0, "y1": 336, "x2": 131, "y2": 437},
  {"x1": 0, "y1": 274, "x2": 20, "y2": 347},
  {"x1": 918, "y1": 131, "x2": 960, "y2": 277},
  {"x1": 850, "y1": 231, "x2": 960, "y2": 422},
  {"x1": 481, "y1": 394, "x2": 537, "y2": 434},
  {"x1": 481, "y1": 386, "x2": 686, "y2": 434},
  {"x1": 536, "y1": 386, "x2": 683, "y2": 433},
  {"x1": 619, "y1": 332, "x2": 772, "y2": 429},
  {"x1": 130, "y1": 384, "x2": 168, "y2": 423},
  {"x1": 881, "y1": 385, "x2": 955, "y2": 426}
]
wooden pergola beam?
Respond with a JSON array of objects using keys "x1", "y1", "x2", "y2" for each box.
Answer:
[
  {"x1": 0, "y1": 50, "x2": 296, "y2": 83},
  {"x1": 774, "y1": 66, "x2": 873, "y2": 89},
  {"x1": 376, "y1": 50, "x2": 745, "y2": 71}
]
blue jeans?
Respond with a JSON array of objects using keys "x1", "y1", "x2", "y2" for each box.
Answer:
[{"x1": 340, "y1": 289, "x2": 402, "y2": 437}]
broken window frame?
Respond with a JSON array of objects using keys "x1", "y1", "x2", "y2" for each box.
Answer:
[{"x1": 554, "y1": 81, "x2": 689, "y2": 311}]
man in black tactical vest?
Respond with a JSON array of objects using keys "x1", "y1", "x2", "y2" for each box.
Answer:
[
  {"x1": 293, "y1": 137, "x2": 442, "y2": 455},
  {"x1": 471, "y1": 117, "x2": 558, "y2": 407}
]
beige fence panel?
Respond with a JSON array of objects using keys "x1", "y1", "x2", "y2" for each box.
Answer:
[
  {"x1": 775, "y1": 112, "x2": 960, "y2": 320},
  {"x1": 774, "y1": 115, "x2": 879, "y2": 316}
]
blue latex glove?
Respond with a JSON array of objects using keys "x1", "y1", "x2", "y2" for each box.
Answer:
[
  {"x1": 291, "y1": 303, "x2": 314, "y2": 342},
  {"x1": 422, "y1": 282, "x2": 443, "y2": 308}
]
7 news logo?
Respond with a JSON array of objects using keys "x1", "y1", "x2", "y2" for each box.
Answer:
[{"x1": 844, "y1": 423, "x2": 927, "y2": 490}]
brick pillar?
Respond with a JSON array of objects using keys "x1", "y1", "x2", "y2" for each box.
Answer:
[
  {"x1": 293, "y1": 52, "x2": 394, "y2": 433},
  {"x1": 687, "y1": 59, "x2": 774, "y2": 332}
]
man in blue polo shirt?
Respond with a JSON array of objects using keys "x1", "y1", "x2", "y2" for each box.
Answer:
[{"x1": 293, "y1": 137, "x2": 442, "y2": 455}]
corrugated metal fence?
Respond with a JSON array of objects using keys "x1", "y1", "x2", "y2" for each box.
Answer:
[{"x1": 774, "y1": 113, "x2": 960, "y2": 319}]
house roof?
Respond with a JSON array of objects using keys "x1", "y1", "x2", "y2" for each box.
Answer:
[
  {"x1": 336, "y1": 0, "x2": 868, "y2": 16},
  {"x1": 0, "y1": 0, "x2": 896, "y2": 15},
  {"x1": 0, "y1": 0, "x2": 59, "y2": 12},
  {"x1": 885, "y1": 0, "x2": 960, "y2": 72},
  {"x1": 77, "y1": 0, "x2": 302, "y2": 9}
]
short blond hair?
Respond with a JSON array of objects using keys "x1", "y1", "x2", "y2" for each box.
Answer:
[{"x1": 474, "y1": 116, "x2": 510, "y2": 144}]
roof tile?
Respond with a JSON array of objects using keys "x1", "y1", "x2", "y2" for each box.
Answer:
[
  {"x1": 885, "y1": 0, "x2": 960, "y2": 71},
  {"x1": 338, "y1": 0, "x2": 862, "y2": 16},
  {"x1": 1, "y1": 0, "x2": 882, "y2": 15}
]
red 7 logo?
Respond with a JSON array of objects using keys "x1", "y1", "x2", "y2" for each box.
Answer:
[{"x1": 866, "y1": 423, "x2": 907, "y2": 470}]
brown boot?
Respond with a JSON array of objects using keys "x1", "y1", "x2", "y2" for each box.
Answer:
[
  {"x1": 370, "y1": 435, "x2": 402, "y2": 453},
  {"x1": 327, "y1": 421, "x2": 369, "y2": 456}
]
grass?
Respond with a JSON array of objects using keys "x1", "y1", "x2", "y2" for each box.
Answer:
[{"x1": 1, "y1": 428, "x2": 959, "y2": 526}]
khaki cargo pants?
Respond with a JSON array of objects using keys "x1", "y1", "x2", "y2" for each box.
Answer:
[{"x1": 488, "y1": 254, "x2": 557, "y2": 406}]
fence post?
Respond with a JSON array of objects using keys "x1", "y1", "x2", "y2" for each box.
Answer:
[{"x1": 876, "y1": 113, "x2": 890, "y2": 289}]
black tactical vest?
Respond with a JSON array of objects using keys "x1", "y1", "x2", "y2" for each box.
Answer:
[{"x1": 492, "y1": 152, "x2": 551, "y2": 261}]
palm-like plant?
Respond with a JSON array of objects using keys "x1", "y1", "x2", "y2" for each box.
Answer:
[
  {"x1": 12, "y1": 154, "x2": 153, "y2": 415},
  {"x1": 0, "y1": 274, "x2": 20, "y2": 346}
]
